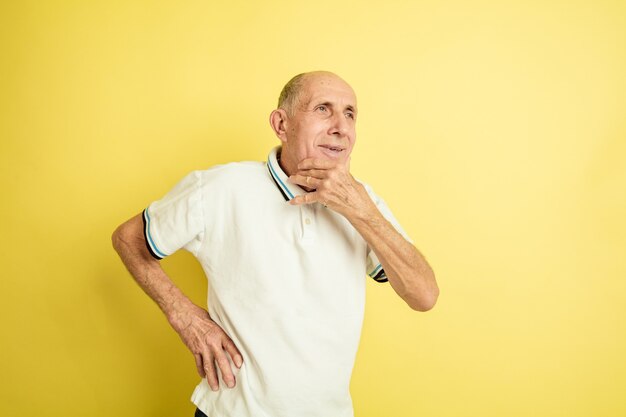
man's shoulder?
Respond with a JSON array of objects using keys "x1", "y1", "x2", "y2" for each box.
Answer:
[
  {"x1": 186, "y1": 160, "x2": 269, "y2": 192},
  {"x1": 193, "y1": 160, "x2": 265, "y2": 180}
]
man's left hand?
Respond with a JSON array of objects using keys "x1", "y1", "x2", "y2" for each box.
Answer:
[{"x1": 288, "y1": 158, "x2": 376, "y2": 221}]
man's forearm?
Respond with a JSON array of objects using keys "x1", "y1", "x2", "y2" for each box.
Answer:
[
  {"x1": 349, "y1": 207, "x2": 438, "y2": 311},
  {"x1": 111, "y1": 214, "x2": 198, "y2": 330}
]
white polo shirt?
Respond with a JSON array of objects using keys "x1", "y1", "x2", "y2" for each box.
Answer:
[{"x1": 142, "y1": 146, "x2": 413, "y2": 417}]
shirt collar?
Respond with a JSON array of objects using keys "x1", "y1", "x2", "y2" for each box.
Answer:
[{"x1": 266, "y1": 145, "x2": 306, "y2": 202}]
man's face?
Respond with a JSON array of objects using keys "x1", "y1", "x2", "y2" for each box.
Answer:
[{"x1": 282, "y1": 75, "x2": 357, "y2": 168}]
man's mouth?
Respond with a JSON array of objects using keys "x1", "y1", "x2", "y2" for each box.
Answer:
[{"x1": 318, "y1": 144, "x2": 345, "y2": 155}]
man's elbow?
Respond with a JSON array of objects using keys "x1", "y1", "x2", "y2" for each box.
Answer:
[
  {"x1": 111, "y1": 225, "x2": 124, "y2": 253},
  {"x1": 407, "y1": 280, "x2": 439, "y2": 312},
  {"x1": 111, "y1": 214, "x2": 158, "y2": 263},
  {"x1": 111, "y1": 222, "x2": 134, "y2": 255}
]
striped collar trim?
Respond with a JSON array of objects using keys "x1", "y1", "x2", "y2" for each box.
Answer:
[{"x1": 266, "y1": 146, "x2": 306, "y2": 202}]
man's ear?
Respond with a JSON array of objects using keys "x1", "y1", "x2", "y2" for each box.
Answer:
[{"x1": 269, "y1": 109, "x2": 289, "y2": 143}]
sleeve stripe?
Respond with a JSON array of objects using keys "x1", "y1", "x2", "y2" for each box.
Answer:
[
  {"x1": 142, "y1": 208, "x2": 166, "y2": 260},
  {"x1": 368, "y1": 263, "x2": 388, "y2": 283},
  {"x1": 368, "y1": 263, "x2": 383, "y2": 278},
  {"x1": 373, "y1": 269, "x2": 388, "y2": 283}
]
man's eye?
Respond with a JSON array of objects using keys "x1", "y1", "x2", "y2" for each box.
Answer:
[
  {"x1": 316, "y1": 105, "x2": 327, "y2": 112},
  {"x1": 346, "y1": 112, "x2": 354, "y2": 119}
]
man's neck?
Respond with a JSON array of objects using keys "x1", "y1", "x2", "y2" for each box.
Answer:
[
  {"x1": 277, "y1": 147, "x2": 294, "y2": 177},
  {"x1": 277, "y1": 147, "x2": 314, "y2": 192}
]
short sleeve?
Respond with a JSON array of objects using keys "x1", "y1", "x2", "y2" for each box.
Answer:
[
  {"x1": 142, "y1": 171, "x2": 204, "y2": 260},
  {"x1": 361, "y1": 182, "x2": 414, "y2": 283}
]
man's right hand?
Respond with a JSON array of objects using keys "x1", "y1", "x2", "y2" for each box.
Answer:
[{"x1": 169, "y1": 303, "x2": 244, "y2": 391}]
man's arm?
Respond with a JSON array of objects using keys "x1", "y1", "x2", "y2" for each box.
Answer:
[
  {"x1": 111, "y1": 213, "x2": 243, "y2": 391},
  {"x1": 288, "y1": 158, "x2": 439, "y2": 311},
  {"x1": 348, "y1": 208, "x2": 438, "y2": 311}
]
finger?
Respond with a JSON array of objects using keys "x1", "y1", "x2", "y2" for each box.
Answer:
[
  {"x1": 295, "y1": 168, "x2": 327, "y2": 179},
  {"x1": 202, "y1": 351, "x2": 220, "y2": 391},
  {"x1": 223, "y1": 338, "x2": 243, "y2": 368},
  {"x1": 289, "y1": 192, "x2": 319, "y2": 206},
  {"x1": 214, "y1": 350, "x2": 236, "y2": 389},
  {"x1": 297, "y1": 158, "x2": 335, "y2": 170},
  {"x1": 194, "y1": 353, "x2": 205, "y2": 378},
  {"x1": 288, "y1": 174, "x2": 321, "y2": 188}
]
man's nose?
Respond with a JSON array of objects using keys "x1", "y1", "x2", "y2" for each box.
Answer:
[{"x1": 329, "y1": 112, "x2": 350, "y2": 137}]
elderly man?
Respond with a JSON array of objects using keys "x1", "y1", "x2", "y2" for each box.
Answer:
[{"x1": 112, "y1": 71, "x2": 438, "y2": 417}]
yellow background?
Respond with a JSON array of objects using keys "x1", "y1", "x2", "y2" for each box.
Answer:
[{"x1": 1, "y1": 0, "x2": 625, "y2": 416}]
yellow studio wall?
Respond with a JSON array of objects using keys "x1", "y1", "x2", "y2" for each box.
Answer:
[{"x1": 1, "y1": 0, "x2": 625, "y2": 416}]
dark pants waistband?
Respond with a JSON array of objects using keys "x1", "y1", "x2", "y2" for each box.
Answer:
[{"x1": 194, "y1": 408, "x2": 208, "y2": 417}]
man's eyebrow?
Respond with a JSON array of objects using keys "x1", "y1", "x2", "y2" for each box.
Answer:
[
  {"x1": 311, "y1": 100, "x2": 357, "y2": 112},
  {"x1": 310, "y1": 100, "x2": 335, "y2": 109}
]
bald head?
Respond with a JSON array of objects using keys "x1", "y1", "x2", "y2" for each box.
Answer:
[{"x1": 277, "y1": 71, "x2": 354, "y2": 116}]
